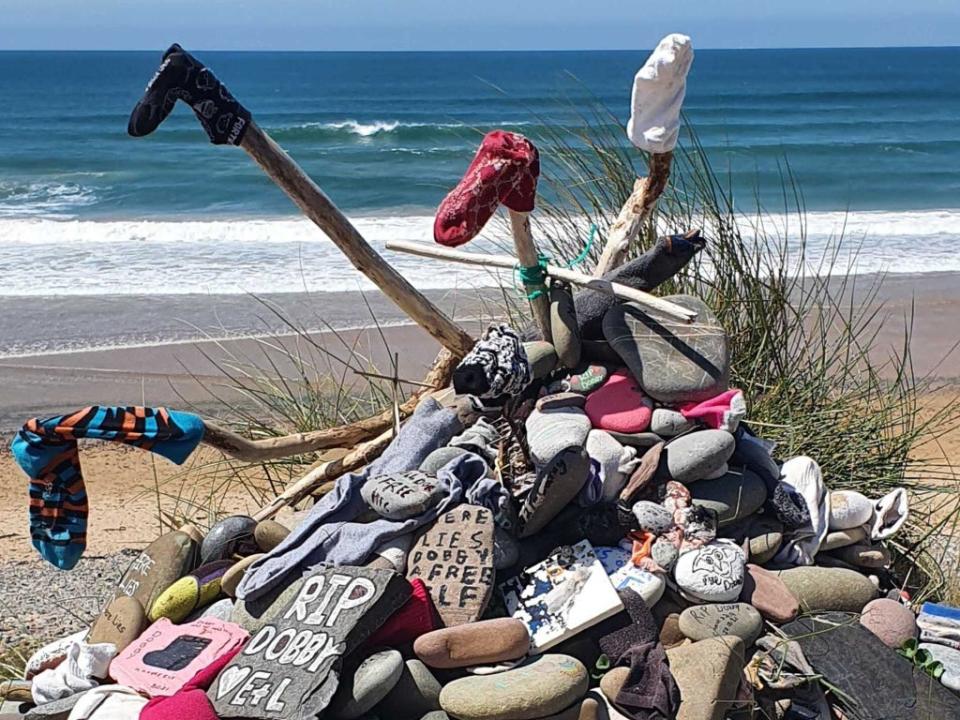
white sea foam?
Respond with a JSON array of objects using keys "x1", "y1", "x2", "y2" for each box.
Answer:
[
  {"x1": 0, "y1": 209, "x2": 957, "y2": 297},
  {"x1": 0, "y1": 181, "x2": 98, "y2": 218}
]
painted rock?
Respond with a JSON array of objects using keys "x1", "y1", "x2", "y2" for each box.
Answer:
[
  {"x1": 551, "y1": 281, "x2": 582, "y2": 370},
  {"x1": 567, "y1": 364, "x2": 610, "y2": 394},
  {"x1": 537, "y1": 392, "x2": 587, "y2": 412},
  {"x1": 860, "y1": 598, "x2": 918, "y2": 648},
  {"x1": 820, "y1": 526, "x2": 869, "y2": 552},
  {"x1": 631, "y1": 501, "x2": 675, "y2": 535},
  {"x1": 414, "y1": 618, "x2": 530, "y2": 669},
  {"x1": 87, "y1": 595, "x2": 146, "y2": 653},
  {"x1": 583, "y1": 370, "x2": 655, "y2": 434},
  {"x1": 518, "y1": 448, "x2": 591, "y2": 538},
  {"x1": 439, "y1": 654, "x2": 589, "y2": 720},
  {"x1": 362, "y1": 470, "x2": 446, "y2": 520},
  {"x1": 830, "y1": 543, "x2": 890, "y2": 569},
  {"x1": 525, "y1": 407, "x2": 592, "y2": 467},
  {"x1": 329, "y1": 649, "x2": 405, "y2": 720},
  {"x1": 524, "y1": 341, "x2": 558, "y2": 380},
  {"x1": 374, "y1": 659, "x2": 442, "y2": 720},
  {"x1": 739, "y1": 564, "x2": 798, "y2": 623},
  {"x1": 253, "y1": 520, "x2": 289, "y2": 553},
  {"x1": 210, "y1": 565, "x2": 410, "y2": 720},
  {"x1": 674, "y1": 540, "x2": 746, "y2": 603},
  {"x1": 918, "y1": 643, "x2": 960, "y2": 692},
  {"x1": 690, "y1": 470, "x2": 767, "y2": 526},
  {"x1": 667, "y1": 636, "x2": 745, "y2": 720},
  {"x1": 407, "y1": 505, "x2": 495, "y2": 627},
  {"x1": 112, "y1": 526, "x2": 200, "y2": 611},
  {"x1": 200, "y1": 515, "x2": 258, "y2": 564},
  {"x1": 148, "y1": 559, "x2": 233, "y2": 623},
  {"x1": 776, "y1": 566, "x2": 877, "y2": 613},
  {"x1": 661, "y1": 430, "x2": 735, "y2": 484},
  {"x1": 828, "y1": 490, "x2": 874, "y2": 530},
  {"x1": 602, "y1": 295, "x2": 729, "y2": 404},
  {"x1": 678, "y1": 603, "x2": 763, "y2": 646},
  {"x1": 221, "y1": 554, "x2": 265, "y2": 598},
  {"x1": 650, "y1": 408, "x2": 695, "y2": 437}
]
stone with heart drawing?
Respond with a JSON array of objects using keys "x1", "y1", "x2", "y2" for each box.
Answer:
[
  {"x1": 362, "y1": 470, "x2": 446, "y2": 520},
  {"x1": 209, "y1": 564, "x2": 410, "y2": 720},
  {"x1": 674, "y1": 539, "x2": 746, "y2": 603}
]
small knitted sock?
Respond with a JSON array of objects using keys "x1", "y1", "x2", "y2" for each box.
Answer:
[
  {"x1": 453, "y1": 324, "x2": 532, "y2": 399},
  {"x1": 434, "y1": 130, "x2": 539, "y2": 247},
  {"x1": 128, "y1": 44, "x2": 251, "y2": 145}
]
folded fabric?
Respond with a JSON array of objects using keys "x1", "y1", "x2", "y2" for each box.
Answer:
[
  {"x1": 139, "y1": 645, "x2": 243, "y2": 720},
  {"x1": 24, "y1": 629, "x2": 89, "y2": 680},
  {"x1": 448, "y1": 417, "x2": 500, "y2": 466},
  {"x1": 32, "y1": 639, "x2": 116, "y2": 705},
  {"x1": 588, "y1": 430, "x2": 639, "y2": 503},
  {"x1": 917, "y1": 602, "x2": 960, "y2": 650},
  {"x1": 11, "y1": 406, "x2": 204, "y2": 569},
  {"x1": 772, "y1": 456, "x2": 829, "y2": 566},
  {"x1": 679, "y1": 389, "x2": 746, "y2": 433},
  {"x1": 109, "y1": 617, "x2": 247, "y2": 698},
  {"x1": 627, "y1": 34, "x2": 694, "y2": 154},
  {"x1": 453, "y1": 324, "x2": 532, "y2": 399},
  {"x1": 362, "y1": 578, "x2": 440, "y2": 649},
  {"x1": 434, "y1": 130, "x2": 539, "y2": 247},
  {"x1": 65, "y1": 684, "x2": 148, "y2": 720}
]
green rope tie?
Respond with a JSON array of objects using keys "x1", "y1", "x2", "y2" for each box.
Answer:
[{"x1": 515, "y1": 224, "x2": 597, "y2": 301}]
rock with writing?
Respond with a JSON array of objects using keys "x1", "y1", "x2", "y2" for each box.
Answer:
[
  {"x1": 362, "y1": 471, "x2": 446, "y2": 520},
  {"x1": 112, "y1": 526, "x2": 200, "y2": 612},
  {"x1": 407, "y1": 505, "x2": 495, "y2": 627},
  {"x1": 678, "y1": 603, "x2": 762, "y2": 646},
  {"x1": 674, "y1": 540, "x2": 746, "y2": 603},
  {"x1": 202, "y1": 516, "x2": 259, "y2": 564},
  {"x1": 518, "y1": 448, "x2": 591, "y2": 538},
  {"x1": 87, "y1": 595, "x2": 146, "y2": 653},
  {"x1": 210, "y1": 565, "x2": 410, "y2": 720}
]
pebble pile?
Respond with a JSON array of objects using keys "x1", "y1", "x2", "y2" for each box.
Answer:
[{"x1": 3, "y1": 255, "x2": 960, "y2": 720}]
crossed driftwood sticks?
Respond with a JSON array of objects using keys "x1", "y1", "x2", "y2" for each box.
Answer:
[{"x1": 130, "y1": 48, "x2": 681, "y2": 521}]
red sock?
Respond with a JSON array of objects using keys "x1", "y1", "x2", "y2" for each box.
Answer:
[{"x1": 434, "y1": 130, "x2": 539, "y2": 247}]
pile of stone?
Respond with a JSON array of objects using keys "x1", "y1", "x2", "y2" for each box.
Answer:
[{"x1": 4, "y1": 243, "x2": 960, "y2": 720}]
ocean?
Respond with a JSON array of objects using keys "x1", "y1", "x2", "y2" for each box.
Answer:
[{"x1": 1, "y1": 47, "x2": 959, "y2": 354}]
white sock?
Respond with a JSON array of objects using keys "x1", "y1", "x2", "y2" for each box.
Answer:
[{"x1": 627, "y1": 33, "x2": 694, "y2": 154}]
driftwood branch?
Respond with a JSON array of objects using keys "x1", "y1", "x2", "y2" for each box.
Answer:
[
  {"x1": 240, "y1": 123, "x2": 474, "y2": 357},
  {"x1": 508, "y1": 210, "x2": 553, "y2": 343},
  {"x1": 593, "y1": 152, "x2": 673, "y2": 277},
  {"x1": 200, "y1": 348, "x2": 458, "y2": 462},
  {"x1": 385, "y1": 239, "x2": 697, "y2": 323}
]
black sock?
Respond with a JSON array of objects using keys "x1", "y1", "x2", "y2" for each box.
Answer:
[{"x1": 128, "y1": 44, "x2": 251, "y2": 145}]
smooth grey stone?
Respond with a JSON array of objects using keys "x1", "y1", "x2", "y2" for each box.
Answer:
[
  {"x1": 24, "y1": 693, "x2": 82, "y2": 720},
  {"x1": 419, "y1": 446, "x2": 471, "y2": 475},
  {"x1": 230, "y1": 575, "x2": 306, "y2": 634},
  {"x1": 650, "y1": 408, "x2": 694, "y2": 437},
  {"x1": 212, "y1": 565, "x2": 410, "y2": 720},
  {"x1": 820, "y1": 526, "x2": 869, "y2": 552},
  {"x1": 550, "y1": 282, "x2": 582, "y2": 370},
  {"x1": 200, "y1": 515, "x2": 257, "y2": 564},
  {"x1": 198, "y1": 597, "x2": 235, "y2": 621},
  {"x1": 518, "y1": 448, "x2": 591, "y2": 538},
  {"x1": 330, "y1": 650, "x2": 405, "y2": 720},
  {"x1": 631, "y1": 501, "x2": 675, "y2": 534},
  {"x1": 776, "y1": 567, "x2": 878, "y2": 613},
  {"x1": 602, "y1": 295, "x2": 729, "y2": 404},
  {"x1": 421, "y1": 713, "x2": 450, "y2": 720},
  {"x1": 375, "y1": 660, "x2": 442, "y2": 720},
  {"x1": 493, "y1": 527, "x2": 520, "y2": 570},
  {"x1": 678, "y1": 603, "x2": 763, "y2": 646},
  {"x1": 362, "y1": 470, "x2": 445, "y2": 520},
  {"x1": 253, "y1": 519, "x2": 290, "y2": 553},
  {"x1": 524, "y1": 342, "x2": 558, "y2": 380},
  {"x1": 662, "y1": 430, "x2": 736, "y2": 484},
  {"x1": 536, "y1": 392, "x2": 586, "y2": 411},
  {"x1": 691, "y1": 469, "x2": 767, "y2": 526},
  {"x1": 651, "y1": 537, "x2": 679, "y2": 571},
  {"x1": 605, "y1": 431, "x2": 663, "y2": 448},
  {"x1": 721, "y1": 515, "x2": 783, "y2": 565}
]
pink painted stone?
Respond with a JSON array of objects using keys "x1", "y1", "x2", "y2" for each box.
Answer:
[
  {"x1": 860, "y1": 598, "x2": 918, "y2": 648},
  {"x1": 584, "y1": 370, "x2": 654, "y2": 433}
]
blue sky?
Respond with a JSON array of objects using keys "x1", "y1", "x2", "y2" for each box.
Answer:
[{"x1": 1, "y1": 0, "x2": 957, "y2": 51}]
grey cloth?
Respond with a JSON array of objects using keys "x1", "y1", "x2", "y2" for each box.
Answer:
[
  {"x1": 733, "y1": 428, "x2": 810, "y2": 530},
  {"x1": 236, "y1": 398, "x2": 463, "y2": 601},
  {"x1": 448, "y1": 417, "x2": 500, "y2": 466}
]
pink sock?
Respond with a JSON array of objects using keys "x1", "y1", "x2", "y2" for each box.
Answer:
[{"x1": 679, "y1": 389, "x2": 745, "y2": 432}]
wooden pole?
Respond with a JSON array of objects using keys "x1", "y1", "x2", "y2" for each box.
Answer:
[
  {"x1": 508, "y1": 210, "x2": 553, "y2": 343},
  {"x1": 593, "y1": 152, "x2": 673, "y2": 277},
  {"x1": 240, "y1": 123, "x2": 474, "y2": 357},
  {"x1": 199, "y1": 348, "x2": 458, "y2": 461},
  {"x1": 385, "y1": 239, "x2": 698, "y2": 323}
]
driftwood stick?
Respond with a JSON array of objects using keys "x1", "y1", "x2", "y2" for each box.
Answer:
[
  {"x1": 508, "y1": 210, "x2": 553, "y2": 343},
  {"x1": 240, "y1": 123, "x2": 474, "y2": 357},
  {"x1": 593, "y1": 152, "x2": 673, "y2": 277},
  {"x1": 253, "y1": 426, "x2": 395, "y2": 521},
  {"x1": 200, "y1": 348, "x2": 458, "y2": 462},
  {"x1": 385, "y1": 239, "x2": 697, "y2": 322}
]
